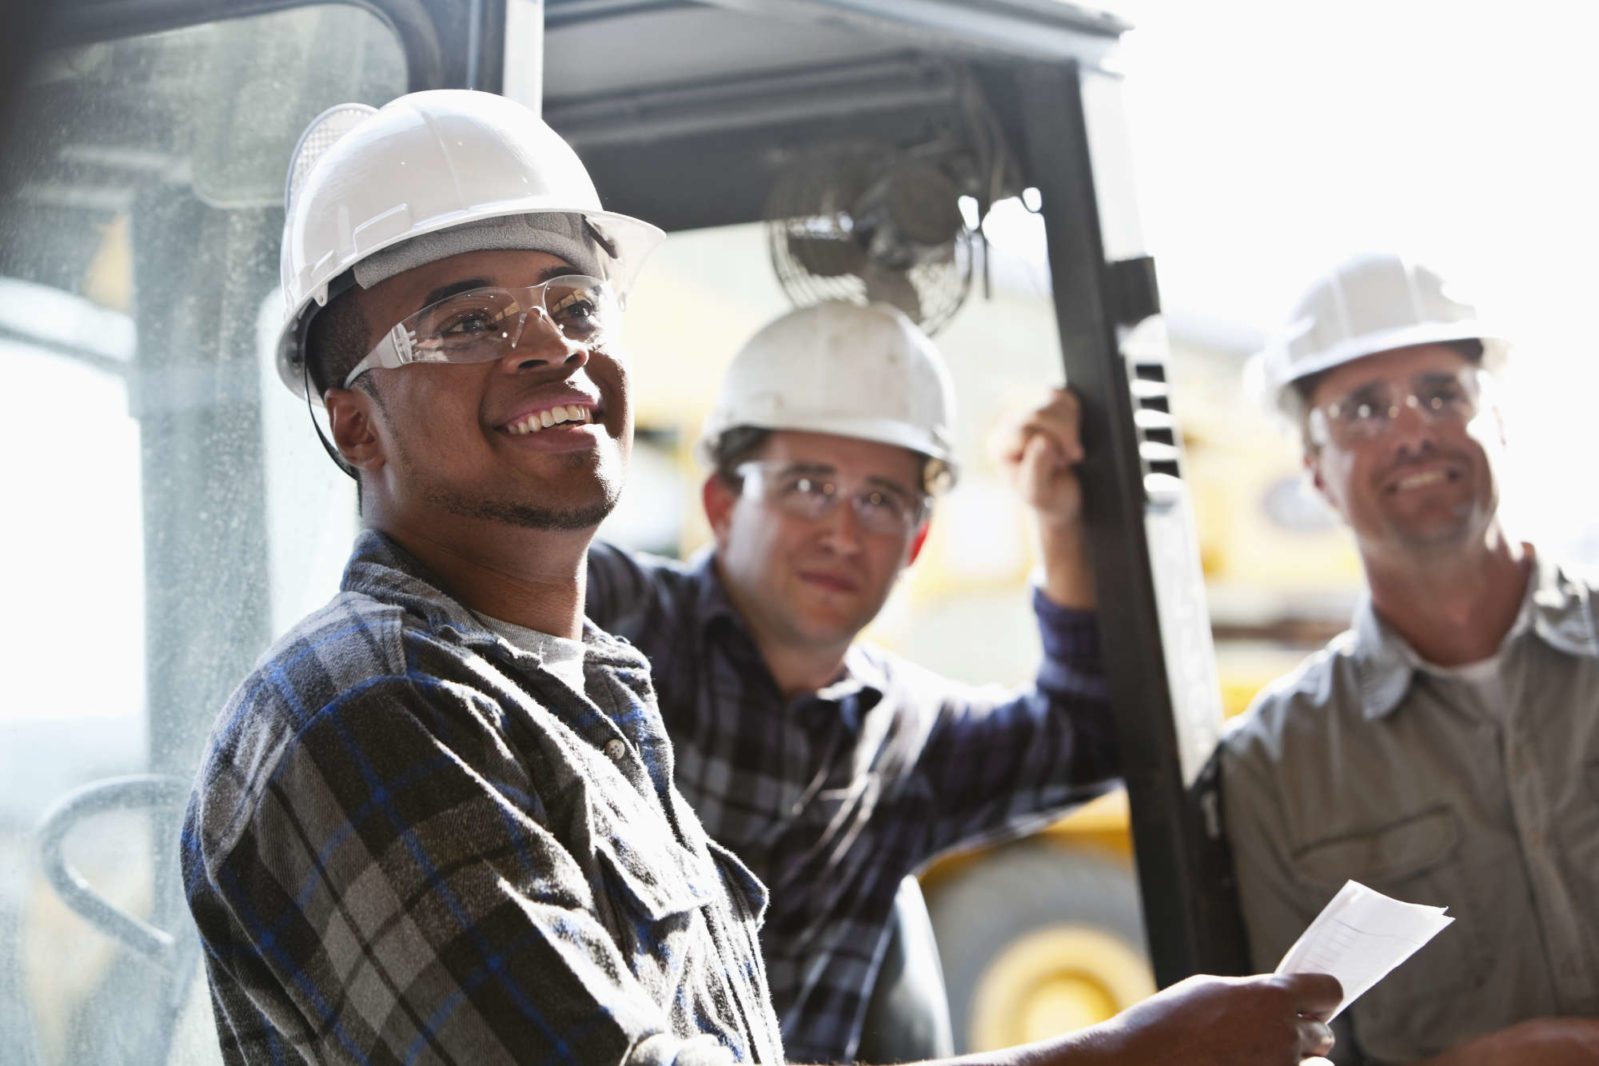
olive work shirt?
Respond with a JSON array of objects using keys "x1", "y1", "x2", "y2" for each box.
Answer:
[
  {"x1": 182, "y1": 531, "x2": 785, "y2": 1066},
  {"x1": 1221, "y1": 553, "x2": 1599, "y2": 1065}
]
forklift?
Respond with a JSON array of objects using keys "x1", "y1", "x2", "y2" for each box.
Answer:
[{"x1": 0, "y1": 3, "x2": 1243, "y2": 1062}]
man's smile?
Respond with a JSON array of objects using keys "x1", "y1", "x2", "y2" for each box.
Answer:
[
  {"x1": 795, "y1": 568, "x2": 864, "y2": 594},
  {"x1": 1378, "y1": 458, "x2": 1465, "y2": 497},
  {"x1": 491, "y1": 383, "x2": 610, "y2": 449},
  {"x1": 501, "y1": 402, "x2": 597, "y2": 435}
]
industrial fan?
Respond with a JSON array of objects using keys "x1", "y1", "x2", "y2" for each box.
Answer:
[{"x1": 765, "y1": 143, "x2": 981, "y2": 335}]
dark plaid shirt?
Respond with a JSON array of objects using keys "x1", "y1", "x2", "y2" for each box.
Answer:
[
  {"x1": 586, "y1": 544, "x2": 1117, "y2": 1064},
  {"x1": 182, "y1": 531, "x2": 785, "y2": 1066}
]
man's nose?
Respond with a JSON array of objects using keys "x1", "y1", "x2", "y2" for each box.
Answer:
[
  {"x1": 1386, "y1": 396, "x2": 1440, "y2": 457},
  {"x1": 498, "y1": 308, "x2": 589, "y2": 372},
  {"x1": 817, "y1": 496, "x2": 865, "y2": 554}
]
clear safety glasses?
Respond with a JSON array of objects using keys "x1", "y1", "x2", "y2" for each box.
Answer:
[
  {"x1": 1307, "y1": 366, "x2": 1484, "y2": 448},
  {"x1": 343, "y1": 275, "x2": 619, "y2": 388},
  {"x1": 735, "y1": 460, "x2": 931, "y2": 538}
]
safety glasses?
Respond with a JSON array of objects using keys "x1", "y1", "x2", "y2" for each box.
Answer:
[
  {"x1": 1307, "y1": 366, "x2": 1484, "y2": 448},
  {"x1": 343, "y1": 275, "x2": 619, "y2": 388},
  {"x1": 735, "y1": 460, "x2": 930, "y2": 538}
]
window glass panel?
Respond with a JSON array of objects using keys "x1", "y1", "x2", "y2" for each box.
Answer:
[{"x1": 0, "y1": 7, "x2": 406, "y2": 1063}]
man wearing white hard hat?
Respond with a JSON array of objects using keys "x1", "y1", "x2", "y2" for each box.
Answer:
[
  {"x1": 181, "y1": 89, "x2": 791, "y2": 1066},
  {"x1": 183, "y1": 89, "x2": 1339, "y2": 1066},
  {"x1": 586, "y1": 300, "x2": 1341, "y2": 1064},
  {"x1": 1221, "y1": 252, "x2": 1599, "y2": 1064}
]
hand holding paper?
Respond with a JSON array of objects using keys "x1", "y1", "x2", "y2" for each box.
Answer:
[{"x1": 1276, "y1": 880, "x2": 1455, "y2": 1019}]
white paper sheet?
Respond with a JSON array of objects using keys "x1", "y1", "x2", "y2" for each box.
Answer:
[{"x1": 1275, "y1": 880, "x2": 1455, "y2": 1019}]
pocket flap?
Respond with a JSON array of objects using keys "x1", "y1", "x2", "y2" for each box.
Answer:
[
  {"x1": 1293, "y1": 807, "x2": 1460, "y2": 887},
  {"x1": 706, "y1": 838, "x2": 769, "y2": 925},
  {"x1": 590, "y1": 791, "x2": 717, "y2": 921}
]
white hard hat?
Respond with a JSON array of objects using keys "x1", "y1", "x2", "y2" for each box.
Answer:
[
  {"x1": 700, "y1": 301, "x2": 957, "y2": 483},
  {"x1": 1248, "y1": 252, "x2": 1508, "y2": 420},
  {"x1": 276, "y1": 90, "x2": 664, "y2": 398}
]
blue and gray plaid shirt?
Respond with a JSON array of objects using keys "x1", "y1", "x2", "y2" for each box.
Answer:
[
  {"x1": 183, "y1": 531, "x2": 786, "y2": 1066},
  {"x1": 586, "y1": 544, "x2": 1117, "y2": 1063}
]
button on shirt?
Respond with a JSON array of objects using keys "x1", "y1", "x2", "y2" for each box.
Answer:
[
  {"x1": 182, "y1": 531, "x2": 784, "y2": 1066},
  {"x1": 1221, "y1": 554, "x2": 1599, "y2": 1065},
  {"x1": 586, "y1": 543, "x2": 1118, "y2": 1064}
]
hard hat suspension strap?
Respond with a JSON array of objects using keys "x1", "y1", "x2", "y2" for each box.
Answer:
[{"x1": 303, "y1": 352, "x2": 358, "y2": 481}]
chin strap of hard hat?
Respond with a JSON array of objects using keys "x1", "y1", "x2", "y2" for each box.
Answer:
[{"x1": 303, "y1": 353, "x2": 358, "y2": 481}]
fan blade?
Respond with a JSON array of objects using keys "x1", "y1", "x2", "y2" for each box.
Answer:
[
  {"x1": 862, "y1": 262, "x2": 923, "y2": 325},
  {"x1": 885, "y1": 162, "x2": 964, "y2": 248},
  {"x1": 787, "y1": 231, "x2": 867, "y2": 279}
]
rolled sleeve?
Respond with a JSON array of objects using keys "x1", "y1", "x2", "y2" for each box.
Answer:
[
  {"x1": 1033, "y1": 585, "x2": 1108, "y2": 702},
  {"x1": 914, "y1": 592, "x2": 1119, "y2": 853}
]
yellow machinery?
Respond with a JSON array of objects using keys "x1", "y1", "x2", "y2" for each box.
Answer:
[{"x1": 912, "y1": 339, "x2": 1364, "y2": 1051}]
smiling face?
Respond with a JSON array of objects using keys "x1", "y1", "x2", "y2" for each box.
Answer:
[
  {"x1": 325, "y1": 248, "x2": 631, "y2": 536},
  {"x1": 1304, "y1": 343, "x2": 1503, "y2": 564},
  {"x1": 705, "y1": 430, "x2": 928, "y2": 661}
]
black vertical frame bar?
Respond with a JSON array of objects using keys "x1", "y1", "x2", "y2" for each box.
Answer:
[
  {"x1": 0, "y1": 0, "x2": 46, "y2": 145},
  {"x1": 1014, "y1": 59, "x2": 1247, "y2": 984},
  {"x1": 467, "y1": 0, "x2": 507, "y2": 92}
]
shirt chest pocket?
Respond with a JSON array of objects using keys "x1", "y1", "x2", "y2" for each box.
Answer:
[
  {"x1": 588, "y1": 784, "x2": 718, "y2": 927},
  {"x1": 1293, "y1": 808, "x2": 1485, "y2": 1047},
  {"x1": 704, "y1": 838, "x2": 768, "y2": 926},
  {"x1": 584, "y1": 787, "x2": 730, "y2": 1009}
]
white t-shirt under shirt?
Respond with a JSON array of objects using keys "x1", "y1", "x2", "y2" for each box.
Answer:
[
  {"x1": 1415, "y1": 586, "x2": 1533, "y2": 721},
  {"x1": 476, "y1": 613, "x2": 588, "y2": 696}
]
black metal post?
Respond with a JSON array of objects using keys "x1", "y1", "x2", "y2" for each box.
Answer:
[{"x1": 1014, "y1": 59, "x2": 1249, "y2": 984}]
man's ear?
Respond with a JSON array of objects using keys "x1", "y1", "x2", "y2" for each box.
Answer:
[
  {"x1": 325, "y1": 386, "x2": 387, "y2": 474},
  {"x1": 702, "y1": 474, "x2": 737, "y2": 548},
  {"x1": 1302, "y1": 447, "x2": 1333, "y2": 506}
]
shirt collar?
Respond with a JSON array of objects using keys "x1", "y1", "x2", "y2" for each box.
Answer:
[
  {"x1": 687, "y1": 546, "x2": 745, "y2": 631},
  {"x1": 813, "y1": 646, "x2": 889, "y2": 731},
  {"x1": 1351, "y1": 549, "x2": 1599, "y2": 721},
  {"x1": 689, "y1": 546, "x2": 887, "y2": 728},
  {"x1": 1527, "y1": 553, "x2": 1599, "y2": 658},
  {"x1": 341, "y1": 528, "x2": 645, "y2": 667}
]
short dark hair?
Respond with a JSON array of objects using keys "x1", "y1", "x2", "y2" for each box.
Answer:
[
  {"x1": 710, "y1": 426, "x2": 776, "y2": 486},
  {"x1": 709, "y1": 425, "x2": 951, "y2": 494},
  {"x1": 304, "y1": 280, "x2": 370, "y2": 397}
]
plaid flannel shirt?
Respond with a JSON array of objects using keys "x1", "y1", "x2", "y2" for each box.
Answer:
[
  {"x1": 182, "y1": 531, "x2": 785, "y2": 1066},
  {"x1": 586, "y1": 543, "x2": 1117, "y2": 1064}
]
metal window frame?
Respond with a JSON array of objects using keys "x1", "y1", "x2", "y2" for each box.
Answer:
[{"x1": 39, "y1": 0, "x2": 456, "y2": 91}]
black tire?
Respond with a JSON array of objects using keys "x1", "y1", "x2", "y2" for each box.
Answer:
[{"x1": 924, "y1": 840, "x2": 1151, "y2": 1053}]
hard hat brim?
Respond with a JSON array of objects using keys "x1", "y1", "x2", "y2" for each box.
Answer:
[
  {"x1": 275, "y1": 207, "x2": 664, "y2": 401},
  {"x1": 1260, "y1": 320, "x2": 1508, "y2": 418},
  {"x1": 696, "y1": 412, "x2": 956, "y2": 476}
]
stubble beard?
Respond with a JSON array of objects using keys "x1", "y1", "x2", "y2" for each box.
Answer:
[
  {"x1": 1386, "y1": 493, "x2": 1495, "y2": 558},
  {"x1": 434, "y1": 492, "x2": 618, "y2": 531},
  {"x1": 423, "y1": 451, "x2": 623, "y2": 532},
  {"x1": 1371, "y1": 448, "x2": 1494, "y2": 555}
]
